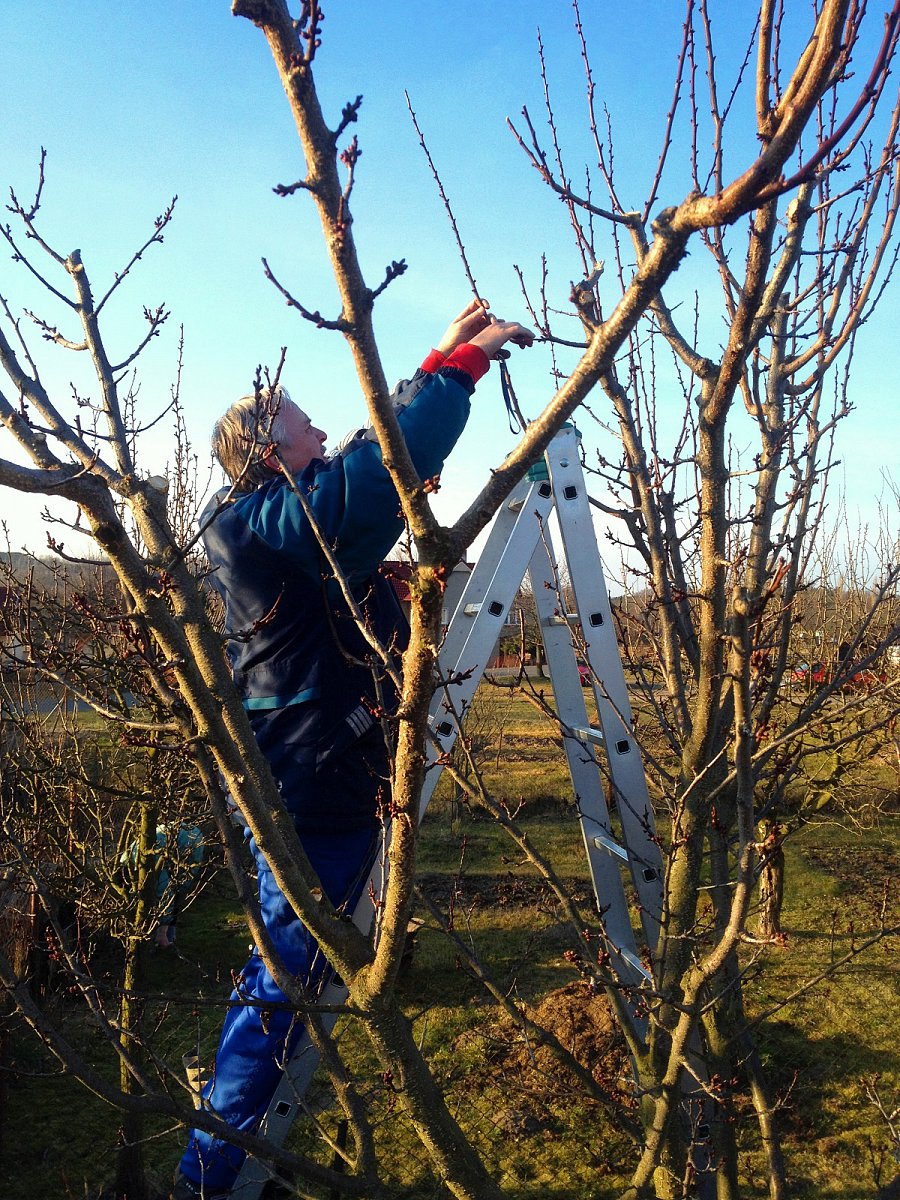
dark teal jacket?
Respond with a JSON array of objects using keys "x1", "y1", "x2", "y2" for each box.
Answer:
[{"x1": 201, "y1": 364, "x2": 473, "y2": 733}]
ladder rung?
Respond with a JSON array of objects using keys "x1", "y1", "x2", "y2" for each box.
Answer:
[
  {"x1": 463, "y1": 600, "x2": 507, "y2": 619},
  {"x1": 429, "y1": 714, "x2": 456, "y2": 739},
  {"x1": 572, "y1": 725, "x2": 604, "y2": 747},
  {"x1": 617, "y1": 947, "x2": 653, "y2": 983},
  {"x1": 543, "y1": 613, "x2": 577, "y2": 626},
  {"x1": 593, "y1": 832, "x2": 629, "y2": 861}
]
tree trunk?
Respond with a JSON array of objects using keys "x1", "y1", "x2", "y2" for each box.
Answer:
[
  {"x1": 113, "y1": 803, "x2": 156, "y2": 1200},
  {"x1": 757, "y1": 824, "x2": 785, "y2": 941}
]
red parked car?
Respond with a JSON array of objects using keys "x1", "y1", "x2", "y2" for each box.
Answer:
[
  {"x1": 791, "y1": 660, "x2": 828, "y2": 685},
  {"x1": 791, "y1": 659, "x2": 886, "y2": 692},
  {"x1": 838, "y1": 666, "x2": 887, "y2": 692}
]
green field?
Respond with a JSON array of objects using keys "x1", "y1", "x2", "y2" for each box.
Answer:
[{"x1": 2, "y1": 682, "x2": 897, "y2": 1199}]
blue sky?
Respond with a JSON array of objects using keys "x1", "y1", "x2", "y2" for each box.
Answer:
[{"x1": 1, "y1": 2, "x2": 897, "y2": 565}]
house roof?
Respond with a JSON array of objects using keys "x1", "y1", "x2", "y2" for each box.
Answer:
[{"x1": 381, "y1": 559, "x2": 473, "y2": 605}]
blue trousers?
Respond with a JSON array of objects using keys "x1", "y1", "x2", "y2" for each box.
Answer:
[
  {"x1": 178, "y1": 824, "x2": 377, "y2": 1192},
  {"x1": 179, "y1": 699, "x2": 389, "y2": 1192}
]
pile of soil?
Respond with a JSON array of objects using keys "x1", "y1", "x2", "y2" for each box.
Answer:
[
  {"x1": 504, "y1": 981, "x2": 627, "y2": 1085},
  {"x1": 454, "y1": 982, "x2": 633, "y2": 1136}
]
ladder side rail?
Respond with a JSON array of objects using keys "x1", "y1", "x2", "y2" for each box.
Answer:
[
  {"x1": 528, "y1": 516, "x2": 720, "y2": 1200},
  {"x1": 231, "y1": 834, "x2": 394, "y2": 1194},
  {"x1": 438, "y1": 473, "x2": 542, "y2": 671},
  {"x1": 543, "y1": 434, "x2": 717, "y2": 1200},
  {"x1": 230, "y1": 1009, "x2": 342, "y2": 1197},
  {"x1": 418, "y1": 478, "x2": 556, "y2": 818},
  {"x1": 526, "y1": 540, "x2": 651, "y2": 998},
  {"x1": 544, "y1": 431, "x2": 664, "y2": 945}
]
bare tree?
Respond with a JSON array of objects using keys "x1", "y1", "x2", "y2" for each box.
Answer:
[
  {"x1": 0, "y1": 2, "x2": 897, "y2": 1199},
  {"x1": 0, "y1": 554, "x2": 215, "y2": 1197},
  {"x1": 506, "y1": 2, "x2": 900, "y2": 1195}
]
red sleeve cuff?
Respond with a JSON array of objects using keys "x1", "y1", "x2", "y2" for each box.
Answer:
[
  {"x1": 420, "y1": 348, "x2": 447, "y2": 374},
  {"x1": 443, "y1": 342, "x2": 491, "y2": 384}
]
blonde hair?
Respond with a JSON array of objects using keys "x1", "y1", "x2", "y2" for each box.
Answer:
[{"x1": 212, "y1": 386, "x2": 293, "y2": 491}]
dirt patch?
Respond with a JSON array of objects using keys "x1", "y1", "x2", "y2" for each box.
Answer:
[
  {"x1": 419, "y1": 873, "x2": 593, "y2": 910},
  {"x1": 507, "y1": 981, "x2": 628, "y2": 1085},
  {"x1": 802, "y1": 841, "x2": 898, "y2": 915},
  {"x1": 454, "y1": 982, "x2": 632, "y2": 1122}
]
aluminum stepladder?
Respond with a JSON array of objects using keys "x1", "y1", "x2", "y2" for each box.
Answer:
[{"x1": 230, "y1": 425, "x2": 712, "y2": 1198}]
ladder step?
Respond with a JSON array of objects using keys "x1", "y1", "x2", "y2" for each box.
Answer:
[
  {"x1": 572, "y1": 725, "x2": 604, "y2": 747},
  {"x1": 617, "y1": 947, "x2": 653, "y2": 983},
  {"x1": 543, "y1": 613, "x2": 577, "y2": 626},
  {"x1": 591, "y1": 833, "x2": 661, "y2": 885},
  {"x1": 463, "y1": 600, "x2": 507, "y2": 618},
  {"x1": 593, "y1": 832, "x2": 629, "y2": 862}
]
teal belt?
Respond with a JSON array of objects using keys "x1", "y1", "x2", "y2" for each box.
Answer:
[{"x1": 242, "y1": 687, "x2": 320, "y2": 711}]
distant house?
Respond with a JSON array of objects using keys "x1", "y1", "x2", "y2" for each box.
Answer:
[
  {"x1": 0, "y1": 585, "x2": 25, "y2": 661},
  {"x1": 383, "y1": 560, "x2": 534, "y2": 670},
  {"x1": 0, "y1": 553, "x2": 119, "y2": 672},
  {"x1": 382, "y1": 559, "x2": 474, "y2": 628}
]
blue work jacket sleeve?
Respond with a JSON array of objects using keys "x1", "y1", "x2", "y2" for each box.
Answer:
[{"x1": 235, "y1": 368, "x2": 472, "y2": 581}]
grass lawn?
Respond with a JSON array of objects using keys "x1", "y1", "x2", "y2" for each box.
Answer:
[{"x1": 1, "y1": 681, "x2": 897, "y2": 1199}]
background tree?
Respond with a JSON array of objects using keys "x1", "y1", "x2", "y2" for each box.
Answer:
[
  {"x1": 0, "y1": 552, "x2": 215, "y2": 1197},
  {"x1": 503, "y1": 2, "x2": 900, "y2": 1193}
]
